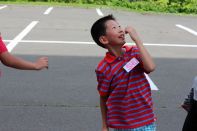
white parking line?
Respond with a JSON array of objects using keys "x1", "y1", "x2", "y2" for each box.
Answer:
[
  {"x1": 0, "y1": 5, "x2": 7, "y2": 10},
  {"x1": 44, "y1": 7, "x2": 53, "y2": 15},
  {"x1": 176, "y1": 24, "x2": 197, "y2": 36},
  {"x1": 3, "y1": 40, "x2": 197, "y2": 48},
  {"x1": 96, "y1": 8, "x2": 104, "y2": 16},
  {"x1": 138, "y1": 43, "x2": 197, "y2": 48},
  {"x1": 6, "y1": 21, "x2": 39, "y2": 52}
]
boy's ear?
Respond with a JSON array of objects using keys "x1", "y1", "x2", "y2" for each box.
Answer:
[{"x1": 99, "y1": 36, "x2": 108, "y2": 45}]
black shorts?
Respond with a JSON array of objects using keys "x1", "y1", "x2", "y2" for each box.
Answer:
[{"x1": 182, "y1": 99, "x2": 197, "y2": 131}]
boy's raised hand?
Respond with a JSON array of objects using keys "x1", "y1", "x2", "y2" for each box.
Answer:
[
  {"x1": 125, "y1": 26, "x2": 141, "y2": 43},
  {"x1": 34, "y1": 57, "x2": 48, "y2": 70}
]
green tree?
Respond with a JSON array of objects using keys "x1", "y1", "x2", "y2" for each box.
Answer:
[{"x1": 168, "y1": 0, "x2": 187, "y2": 6}]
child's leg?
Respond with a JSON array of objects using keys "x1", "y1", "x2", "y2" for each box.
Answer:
[{"x1": 114, "y1": 123, "x2": 156, "y2": 131}]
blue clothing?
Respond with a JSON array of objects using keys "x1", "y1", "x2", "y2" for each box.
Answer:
[{"x1": 114, "y1": 123, "x2": 156, "y2": 131}]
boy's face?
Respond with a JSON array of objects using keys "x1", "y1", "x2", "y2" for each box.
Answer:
[{"x1": 101, "y1": 20, "x2": 125, "y2": 47}]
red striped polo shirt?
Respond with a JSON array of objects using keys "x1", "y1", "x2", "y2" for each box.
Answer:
[{"x1": 96, "y1": 45, "x2": 155, "y2": 129}]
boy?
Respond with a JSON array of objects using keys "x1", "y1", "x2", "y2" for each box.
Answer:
[
  {"x1": 0, "y1": 35, "x2": 48, "y2": 70},
  {"x1": 91, "y1": 15, "x2": 156, "y2": 131}
]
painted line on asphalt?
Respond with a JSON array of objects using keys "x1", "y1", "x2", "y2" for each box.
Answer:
[
  {"x1": 96, "y1": 8, "x2": 104, "y2": 16},
  {"x1": 176, "y1": 24, "x2": 197, "y2": 36},
  {"x1": 44, "y1": 7, "x2": 53, "y2": 15},
  {"x1": 0, "y1": 5, "x2": 7, "y2": 10},
  {"x1": 139, "y1": 43, "x2": 197, "y2": 48},
  {"x1": 6, "y1": 21, "x2": 39, "y2": 52},
  {"x1": 3, "y1": 40, "x2": 197, "y2": 48}
]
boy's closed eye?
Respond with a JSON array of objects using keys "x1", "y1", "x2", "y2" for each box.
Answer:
[
  {"x1": 112, "y1": 26, "x2": 116, "y2": 29},
  {"x1": 112, "y1": 25, "x2": 121, "y2": 30}
]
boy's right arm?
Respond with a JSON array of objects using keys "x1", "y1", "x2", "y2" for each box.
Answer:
[
  {"x1": 100, "y1": 96, "x2": 109, "y2": 131},
  {"x1": 125, "y1": 26, "x2": 156, "y2": 73}
]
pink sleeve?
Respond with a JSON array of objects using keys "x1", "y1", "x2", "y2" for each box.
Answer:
[{"x1": 0, "y1": 36, "x2": 8, "y2": 54}]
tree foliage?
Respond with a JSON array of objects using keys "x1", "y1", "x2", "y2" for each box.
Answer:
[{"x1": 1, "y1": 0, "x2": 196, "y2": 14}]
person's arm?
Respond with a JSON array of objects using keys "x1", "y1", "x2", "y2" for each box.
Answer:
[
  {"x1": 125, "y1": 26, "x2": 156, "y2": 73},
  {"x1": 100, "y1": 96, "x2": 109, "y2": 131},
  {"x1": 0, "y1": 51, "x2": 48, "y2": 70}
]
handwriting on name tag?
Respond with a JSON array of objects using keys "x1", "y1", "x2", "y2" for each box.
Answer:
[{"x1": 123, "y1": 57, "x2": 139, "y2": 72}]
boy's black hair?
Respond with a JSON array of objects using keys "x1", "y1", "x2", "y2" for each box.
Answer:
[{"x1": 91, "y1": 14, "x2": 115, "y2": 48}]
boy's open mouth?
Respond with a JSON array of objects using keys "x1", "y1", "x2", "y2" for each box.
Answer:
[{"x1": 119, "y1": 34, "x2": 125, "y2": 40}]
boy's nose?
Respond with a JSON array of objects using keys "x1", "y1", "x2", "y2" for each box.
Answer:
[{"x1": 119, "y1": 28, "x2": 124, "y2": 33}]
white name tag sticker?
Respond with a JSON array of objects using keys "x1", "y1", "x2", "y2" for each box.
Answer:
[{"x1": 123, "y1": 57, "x2": 139, "y2": 72}]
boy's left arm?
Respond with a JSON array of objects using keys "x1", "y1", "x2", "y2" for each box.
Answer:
[{"x1": 125, "y1": 26, "x2": 156, "y2": 73}]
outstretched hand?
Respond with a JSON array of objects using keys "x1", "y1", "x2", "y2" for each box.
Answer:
[{"x1": 35, "y1": 57, "x2": 48, "y2": 70}]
